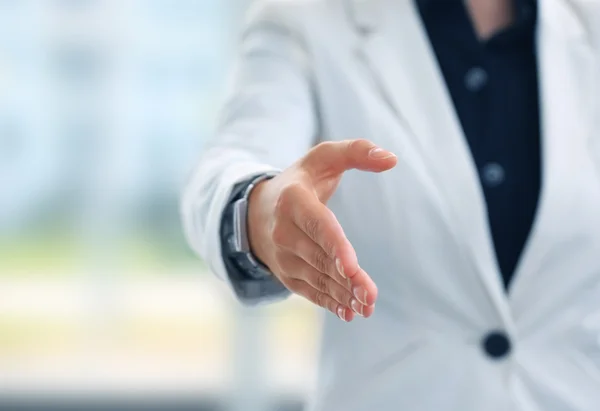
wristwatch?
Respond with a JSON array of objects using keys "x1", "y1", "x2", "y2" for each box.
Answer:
[{"x1": 223, "y1": 172, "x2": 279, "y2": 280}]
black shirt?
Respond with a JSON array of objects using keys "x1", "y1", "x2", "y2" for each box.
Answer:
[{"x1": 416, "y1": 0, "x2": 541, "y2": 288}]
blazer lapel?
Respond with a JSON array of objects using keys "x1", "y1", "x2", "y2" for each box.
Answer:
[
  {"x1": 347, "y1": 0, "x2": 513, "y2": 327},
  {"x1": 509, "y1": 0, "x2": 600, "y2": 323}
]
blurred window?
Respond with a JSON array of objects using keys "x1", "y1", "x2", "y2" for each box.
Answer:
[{"x1": 0, "y1": 1, "x2": 317, "y2": 410}]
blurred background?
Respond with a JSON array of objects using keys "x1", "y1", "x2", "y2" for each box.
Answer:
[{"x1": 0, "y1": 1, "x2": 318, "y2": 410}]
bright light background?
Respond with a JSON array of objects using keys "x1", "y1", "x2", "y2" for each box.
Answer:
[{"x1": 0, "y1": 1, "x2": 318, "y2": 410}]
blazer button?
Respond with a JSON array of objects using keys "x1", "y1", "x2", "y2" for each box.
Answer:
[{"x1": 482, "y1": 331, "x2": 511, "y2": 359}]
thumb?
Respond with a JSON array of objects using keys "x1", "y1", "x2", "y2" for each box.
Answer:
[{"x1": 301, "y1": 139, "x2": 397, "y2": 178}]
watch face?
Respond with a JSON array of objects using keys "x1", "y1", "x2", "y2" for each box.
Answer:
[{"x1": 232, "y1": 198, "x2": 250, "y2": 253}]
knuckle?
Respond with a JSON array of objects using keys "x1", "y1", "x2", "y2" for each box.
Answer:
[
  {"x1": 303, "y1": 143, "x2": 328, "y2": 167},
  {"x1": 345, "y1": 139, "x2": 358, "y2": 151},
  {"x1": 353, "y1": 138, "x2": 371, "y2": 146},
  {"x1": 316, "y1": 273, "x2": 329, "y2": 293},
  {"x1": 314, "y1": 141, "x2": 335, "y2": 153},
  {"x1": 274, "y1": 191, "x2": 291, "y2": 217},
  {"x1": 320, "y1": 211, "x2": 339, "y2": 256},
  {"x1": 346, "y1": 139, "x2": 373, "y2": 157},
  {"x1": 281, "y1": 182, "x2": 304, "y2": 197},
  {"x1": 275, "y1": 183, "x2": 305, "y2": 216},
  {"x1": 350, "y1": 138, "x2": 371, "y2": 149},
  {"x1": 303, "y1": 216, "x2": 321, "y2": 240},
  {"x1": 313, "y1": 249, "x2": 331, "y2": 273},
  {"x1": 314, "y1": 291, "x2": 327, "y2": 308},
  {"x1": 322, "y1": 237, "x2": 337, "y2": 257},
  {"x1": 271, "y1": 221, "x2": 288, "y2": 246},
  {"x1": 305, "y1": 142, "x2": 334, "y2": 166}
]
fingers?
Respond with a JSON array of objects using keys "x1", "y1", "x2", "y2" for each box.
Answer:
[
  {"x1": 302, "y1": 139, "x2": 397, "y2": 178},
  {"x1": 275, "y1": 221, "x2": 349, "y2": 288},
  {"x1": 339, "y1": 265, "x2": 379, "y2": 307},
  {"x1": 286, "y1": 277, "x2": 355, "y2": 322},
  {"x1": 270, "y1": 176, "x2": 379, "y2": 321},
  {"x1": 274, "y1": 228, "x2": 375, "y2": 319},
  {"x1": 286, "y1": 186, "x2": 356, "y2": 267},
  {"x1": 284, "y1": 255, "x2": 373, "y2": 318},
  {"x1": 283, "y1": 186, "x2": 378, "y2": 308}
]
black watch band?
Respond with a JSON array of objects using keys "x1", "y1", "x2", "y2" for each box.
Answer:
[{"x1": 220, "y1": 172, "x2": 279, "y2": 280}]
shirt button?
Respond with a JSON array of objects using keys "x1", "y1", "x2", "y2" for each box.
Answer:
[
  {"x1": 482, "y1": 331, "x2": 512, "y2": 360},
  {"x1": 481, "y1": 162, "x2": 505, "y2": 187},
  {"x1": 465, "y1": 66, "x2": 488, "y2": 92}
]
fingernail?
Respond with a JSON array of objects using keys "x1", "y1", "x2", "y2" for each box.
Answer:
[
  {"x1": 369, "y1": 147, "x2": 396, "y2": 159},
  {"x1": 353, "y1": 286, "x2": 368, "y2": 305},
  {"x1": 335, "y1": 258, "x2": 346, "y2": 279},
  {"x1": 337, "y1": 306, "x2": 347, "y2": 322},
  {"x1": 351, "y1": 299, "x2": 364, "y2": 317}
]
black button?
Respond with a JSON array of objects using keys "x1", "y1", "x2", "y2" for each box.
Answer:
[
  {"x1": 482, "y1": 331, "x2": 511, "y2": 359},
  {"x1": 464, "y1": 67, "x2": 488, "y2": 92},
  {"x1": 481, "y1": 162, "x2": 505, "y2": 187}
]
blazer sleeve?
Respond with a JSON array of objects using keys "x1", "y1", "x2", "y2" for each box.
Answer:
[{"x1": 180, "y1": 0, "x2": 318, "y2": 304}]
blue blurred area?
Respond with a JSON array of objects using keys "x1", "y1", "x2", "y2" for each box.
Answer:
[
  {"x1": 0, "y1": 2, "x2": 317, "y2": 411},
  {"x1": 0, "y1": 0, "x2": 234, "y2": 234}
]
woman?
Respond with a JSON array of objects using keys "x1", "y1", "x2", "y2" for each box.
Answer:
[{"x1": 181, "y1": 0, "x2": 600, "y2": 410}]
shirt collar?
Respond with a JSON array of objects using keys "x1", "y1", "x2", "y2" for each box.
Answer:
[
  {"x1": 417, "y1": 0, "x2": 537, "y2": 20},
  {"x1": 416, "y1": 0, "x2": 537, "y2": 43}
]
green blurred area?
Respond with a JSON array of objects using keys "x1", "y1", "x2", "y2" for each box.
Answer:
[
  {"x1": 0, "y1": 181, "x2": 210, "y2": 275},
  {"x1": 0, "y1": 227, "x2": 202, "y2": 276}
]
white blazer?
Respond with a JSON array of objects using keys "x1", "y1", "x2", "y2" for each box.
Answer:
[{"x1": 181, "y1": 0, "x2": 600, "y2": 410}]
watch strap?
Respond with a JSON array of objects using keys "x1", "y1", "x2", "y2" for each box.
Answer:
[{"x1": 220, "y1": 172, "x2": 279, "y2": 280}]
